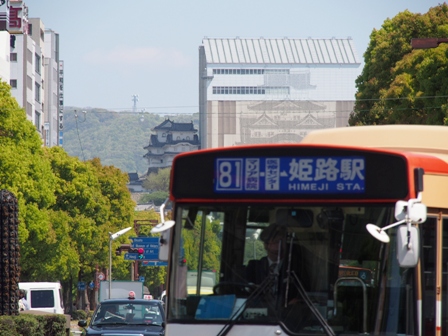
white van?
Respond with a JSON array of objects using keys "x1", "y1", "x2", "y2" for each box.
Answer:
[{"x1": 18, "y1": 282, "x2": 65, "y2": 314}]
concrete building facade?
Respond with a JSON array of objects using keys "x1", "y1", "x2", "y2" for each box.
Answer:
[
  {"x1": 0, "y1": 31, "x2": 10, "y2": 80},
  {"x1": 0, "y1": 0, "x2": 63, "y2": 147},
  {"x1": 0, "y1": 1, "x2": 11, "y2": 82},
  {"x1": 199, "y1": 37, "x2": 361, "y2": 149},
  {"x1": 43, "y1": 28, "x2": 61, "y2": 147}
]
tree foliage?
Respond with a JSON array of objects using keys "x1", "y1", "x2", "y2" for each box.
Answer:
[
  {"x1": 142, "y1": 168, "x2": 171, "y2": 192},
  {"x1": 0, "y1": 80, "x2": 138, "y2": 302},
  {"x1": 0, "y1": 80, "x2": 60, "y2": 280},
  {"x1": 42, "y1": 147, "x2": 136, "y2": 282},
  {"x1": 350, "y1": 4, "x2": 448, "y2": 125},
  {"x1": 62, "y1": 109, "x2": 160, "y2": 174},
  {"x1": 62, "y1": 109, "x2": 199, "y2": 174},
  {"x1": 139, "y1": 191, "x2": 169, "y2": 206},
  {"x1": 182, "y1": 214, "x2": 222, "y2": 273}
]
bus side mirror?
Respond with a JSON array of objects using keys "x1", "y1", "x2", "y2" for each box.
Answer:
[
  {"x1": 408, "y1": 203, "x2": 427, "y2": 224},
  {"x1": 158, "y1": 229, "x2": 171, "y2": 261},
  {"x1": 367, "y1": 194, "x2": 426, "y2": 268},
  {"x1": 395, "y1": 201, "x2": 427, "y2": 224},
  {"x1": 397, "y1": 225, "x2": 419, "y2": 268}
]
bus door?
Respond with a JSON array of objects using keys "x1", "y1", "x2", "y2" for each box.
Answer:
[{"x1": 421, "y1": 213, "x2": 448, "y2": 335}]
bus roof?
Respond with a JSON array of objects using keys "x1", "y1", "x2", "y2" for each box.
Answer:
[{"x1": 301, "y1": 125, "x2": 448, "y2": 163}]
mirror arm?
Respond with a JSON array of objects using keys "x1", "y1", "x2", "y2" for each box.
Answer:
[
  {"x1": 366, "y1": 192, "x2": 426, "y2": 245},
  {"x1": 380, "y1": 219, "x2": 406, "y2": 232},
  {"x1": 407, "y1": 224, "x2": 412, "y2": 250}
]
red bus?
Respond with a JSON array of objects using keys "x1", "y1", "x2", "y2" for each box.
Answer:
[{"x1": 152, "y1": 125, "x2": 448, "y2": 336}]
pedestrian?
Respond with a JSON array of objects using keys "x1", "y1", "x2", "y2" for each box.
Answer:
[{"x1": 18, "y1": 289, "x2": 30, "y2": 311}]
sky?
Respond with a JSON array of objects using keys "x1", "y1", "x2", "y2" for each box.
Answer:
[{"x1": 26, "y1": 0, "x2": 444, "y2": 115}]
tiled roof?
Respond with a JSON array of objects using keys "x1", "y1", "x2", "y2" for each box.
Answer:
[
  {"x1": 144, "y1": 134, "x2": 200, "y2": 149},
  {"x1": 202, "y1": 37, "x2": 360, "y2": 65},
  {"x1": 153, "y1": 119, "x2": 197, "y2": 132},
  {"x1": 128, "y1": 172, "x2": 140, "y2": 182}
]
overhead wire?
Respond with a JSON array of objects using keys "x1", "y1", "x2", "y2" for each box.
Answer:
[
  {"x1": 74, "y1": 110, "x2": 87, "y2": 161},
  {"x1": 65, "y1": 94, "x2": 448, "y2": 116}
]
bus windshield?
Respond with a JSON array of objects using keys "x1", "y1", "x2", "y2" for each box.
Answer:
[{"x1": 167, "y1": 204, "x2": 415, "y2": 335}]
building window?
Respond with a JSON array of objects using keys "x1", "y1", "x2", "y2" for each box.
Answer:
[
  {"x1": 35, "y1": 82, "x2": 41, "y2": 102},
  {"x1": 212, "y1": 86, "x2": 291, "y2": 95},
  {"x1": 34, "y1": 111, "x2": 41, "y2": 131},
  {"x1": 211, "y1": 68, "x2": 292, "y2": 75},
  {"x1": 10, "y1": 53, "x2": 17, "y2": 62},
  {"x1": 10, "y1": 35, "x2": 16, "y2": 48},
  {"x1": 35, "y1": 53, "x2": 41, "y2": 74},
  {"x1": 9, "y1": 79, "x2": 17, "y2": 88},
  {"x1": 264, "y1": 69, "x2": 289, "y2": 74}
]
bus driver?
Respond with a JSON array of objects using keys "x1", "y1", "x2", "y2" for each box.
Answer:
[{"x1": 246, "y1": 224, "x2": 307, "y2": 305}]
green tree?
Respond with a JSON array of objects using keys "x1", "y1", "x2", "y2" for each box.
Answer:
[
  {"x1": 142, "y1": 167, "x2": 171, "y2": 192},
  {"x1": 0, "y1": 80, "x2": 63, "y2": 280},
  {"x1": 182, "y1": 214, "x2": 221, "y2": 273},
  {"x1": 0, "y1": 81, "x2": 150, "y2": 306},
  {"x1": 349, "y1": 4, "x2": 448, "y2": 125},
  {"x1": 139, "y1": 191, "x2": 169, "y2": 206},
  {"x1": 62, "y1": 109, "x2": 184, "y2": 175},
  {"x1": 62, "y1": 109, "x2": 199, "y2": 175},
  {"x1": 45, "y1": 148, "x2": 135, "y2": 281}
]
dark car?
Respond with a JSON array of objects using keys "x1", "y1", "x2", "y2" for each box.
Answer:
[{"x1": 78, "y1": 298, "x2": 165, "y2": 336}]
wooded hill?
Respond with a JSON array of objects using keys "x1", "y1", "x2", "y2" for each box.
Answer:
[{"x1": 62, "y1": 107, "x2": 199, "y2": 175}]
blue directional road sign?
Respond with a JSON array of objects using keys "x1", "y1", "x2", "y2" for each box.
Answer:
[
  {"x1": 78, "y1": 281, "x2": 86, "y2": 291},
  {"x1": 125, "y1": 237, "x2": 160, "y2": 261}
]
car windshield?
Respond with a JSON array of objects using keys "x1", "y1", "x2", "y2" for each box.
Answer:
[{"x1": 91, "y1": 301, "x2": 164, "y2": 326}]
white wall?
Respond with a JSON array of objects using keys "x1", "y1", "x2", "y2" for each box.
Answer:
[{"x1": 0, "y1": 31, "x2": 10, "y2": 82}]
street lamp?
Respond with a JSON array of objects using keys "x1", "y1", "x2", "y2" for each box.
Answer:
[{"x1": 109, "y1": 227, "x2": 132, "y2": 298}]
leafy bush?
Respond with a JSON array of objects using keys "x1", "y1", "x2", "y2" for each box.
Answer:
[
  {"x1": 0, "y1": 314, "x2": 67, "y2": 336},
  {"x1": 71, "y1": 309, "x2": 87, "y2": 320},
  {"x1": 139, "y1": 191, "x2": 169, "y2": 205},
  {"x1": 0, "y1": 316, "x2": 18, "y2": 336},
  {"x1": 42, "y1": 315, "x2": 67, "y2": 336},
  {"x1": 13, "y1": 314, "x2": 40, "y2": 336}
]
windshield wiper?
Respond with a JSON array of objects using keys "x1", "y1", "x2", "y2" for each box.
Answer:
[
  {"x1": 216, "y1": 273, "x2": 279, "y2": 336},
  {"x1": 281, "y1": 232, "x2": 334, "y2": 336},
  {"x1": 289, "y1": 271, "x2": 335, "y2": 336},
  {"x1": 132, "y1": 322, "x2": 162, "y2": 326},
  {"x1": 95, "y1": 321, "x2": 128, "y2": 325}
]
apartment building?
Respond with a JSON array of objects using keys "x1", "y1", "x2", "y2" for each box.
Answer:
[{"x1": 0, "y1": 0, "x2": 63, "y2": 147}]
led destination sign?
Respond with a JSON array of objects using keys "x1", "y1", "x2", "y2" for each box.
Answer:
[
  {"x1": 171, "y1": 147, "x2": 409, "y2": 200},
  {"x1": 215, "y1": 156, "x2": 365, "y2": 194}
]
